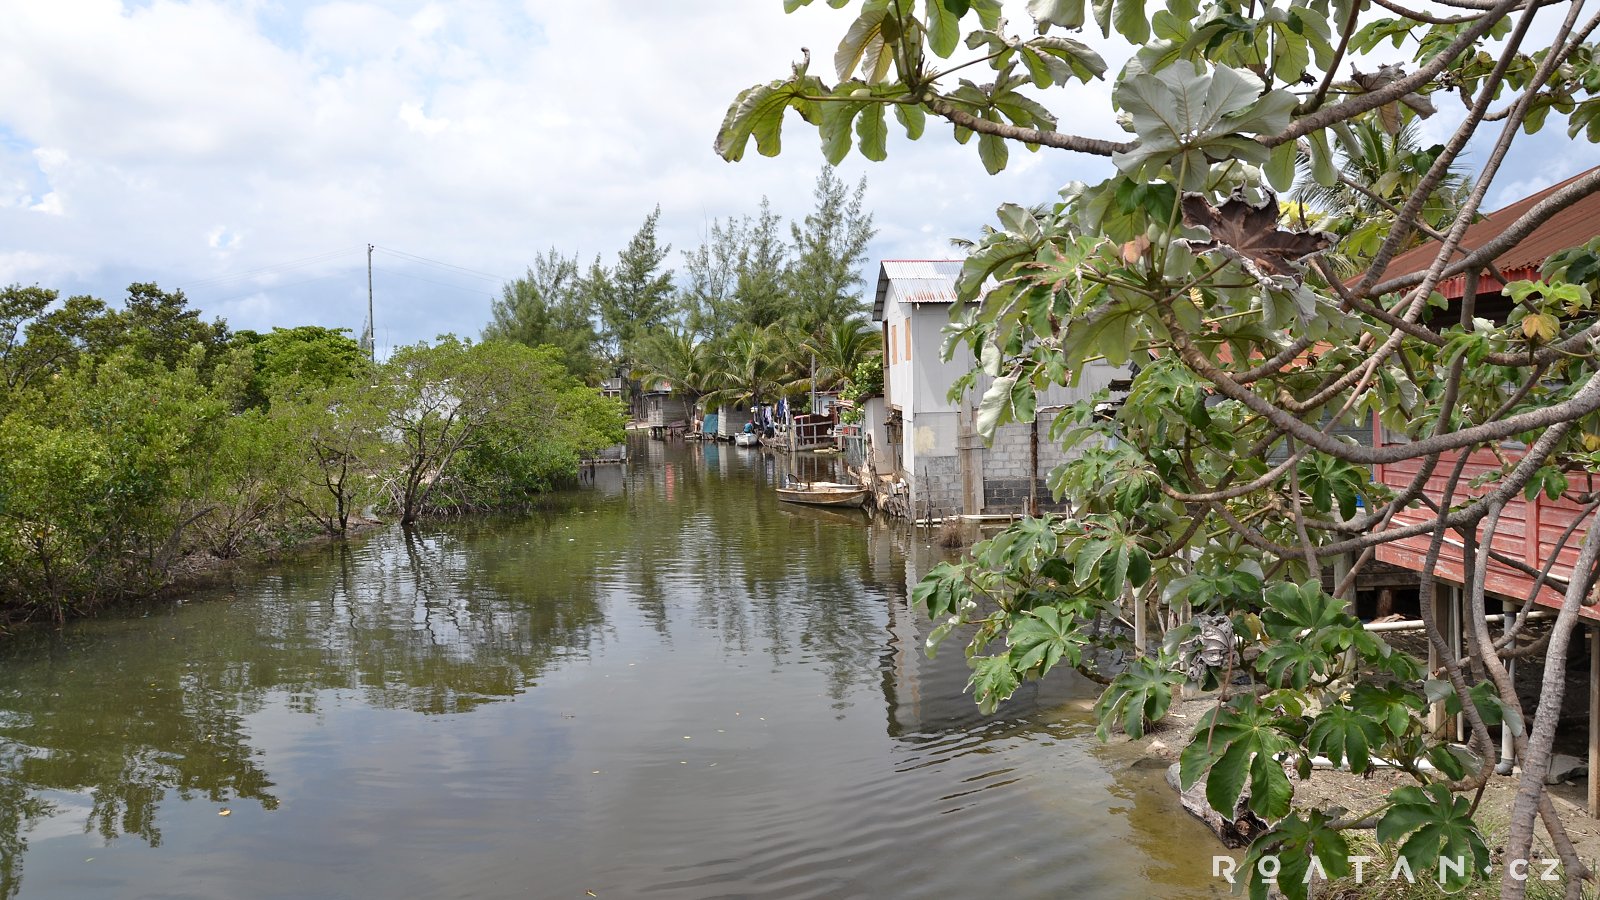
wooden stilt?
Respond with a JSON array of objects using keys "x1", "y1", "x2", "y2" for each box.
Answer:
[
  {"x1": 1332, "y1": 553, "x2": 1354, "y2": 616},
  {"x1": 1589, "y1": 624, "x2": 1599, "y2": 818},
  {"x1": 1452, "y1": 586, "x2": 1465, "y2": 744},
  {"x1": 1428, "y1": 585, "x2": 1457, "y2": 736}
]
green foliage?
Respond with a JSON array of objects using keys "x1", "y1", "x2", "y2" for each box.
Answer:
[
  {"x1": 840, "y1": 354, "x2": 886, "y2": 423},
  {"x1": 482, "y1": 248, "x2": 602, "y2": 381},
  {"x1": 786, "y1": 167, "x2": 877, "y2": 338},
  {"x1": 596, "y1": 206, "x2": 676, "y2": 368},
  {"x1": 0, "y1": 352, "x2": 223, "y2": 618},
  {"x1": 1112, "y1": 61, "x2": 1297, "y2": 190},
  {"x1": 724, "y1": 0, "x2": 1600, "y2": 890},
  {"x1": 1375, "y1": 785, "x2": 1492, "y2": 891},
  {"x1": 377, "y1": 338, "x2": 626, "y2": 523},
  {"x1": 231, "y1": 325, "x2": 371, "y2": 408},
  {"x1": 0, "y1": 287, "x2": 623, "y2": 624},
  {"x1": 1095, "y1": 656, "x2": 1183, "y2": 739}
]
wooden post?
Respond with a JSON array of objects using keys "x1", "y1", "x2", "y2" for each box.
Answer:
[
  {"x1": 1433, "y1": 582, "x2": 1459, "y2": 736},
  {"x1": 1428, "y1": 585, "x2": 1459, "y2": 737},
  {"x1": 1589, "y1": 623, "x2": 1599, "y2": 818},
  {"x1": 1332, "y1": 552, "x2": 1354, "y2": 616}
]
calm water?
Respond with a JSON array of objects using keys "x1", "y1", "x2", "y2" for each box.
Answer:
[{"x1": 0, "y1": 437, "x2": 1223, "y2": 899}]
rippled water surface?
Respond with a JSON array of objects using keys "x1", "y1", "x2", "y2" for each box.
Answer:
[{"x1": 0, "y1": 438, "x2": 1225, "y2": 899}]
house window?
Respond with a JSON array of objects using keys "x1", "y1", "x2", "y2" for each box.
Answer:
[
  {"x1": 889, "y1": 323, "x2": 897, "y2": 364},
  {"x1": 903, "y1": 318, "x2": 911, "y2": 362}
]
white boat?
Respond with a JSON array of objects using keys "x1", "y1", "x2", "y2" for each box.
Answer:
[{"x1": 734, "y1": 432, "x2": 760, "y2": 447}]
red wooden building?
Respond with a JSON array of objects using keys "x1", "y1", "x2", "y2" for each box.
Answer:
[
  {"x1": 1371, "y1": 167, "x2": 1600, "y2": 621},
  {"x1": 1368, "y1": 167, "x2": 1600, "y2": 813}
]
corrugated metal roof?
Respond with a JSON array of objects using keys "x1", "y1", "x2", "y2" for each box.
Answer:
[
  {"x1": 1375, "y1": 165, "x2": 1600, "y2": 299},
  {"x1": 873, "y1": 259, "x2": 963, "y2": 320}
]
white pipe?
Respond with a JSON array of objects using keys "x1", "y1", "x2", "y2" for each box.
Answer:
[{"x1": 1363, "y1": 610, "x2": 1554, "y2": 633}]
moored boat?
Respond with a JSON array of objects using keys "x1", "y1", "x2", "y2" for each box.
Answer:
[{"x1": 775, "y1": 483, "x2": 869, "y2": 508}]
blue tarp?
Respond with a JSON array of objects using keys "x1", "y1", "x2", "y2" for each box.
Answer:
[{"x1": 702, "y1": 413, "x2": 719, "y2": 434}]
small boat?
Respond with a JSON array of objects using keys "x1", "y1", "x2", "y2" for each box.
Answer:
[
  {"x1": 734, "y1": 432, "x2": 760, "y2": 447},
  {"x1": 775, "y1": 482, "x2": 869, "y2": 508}
]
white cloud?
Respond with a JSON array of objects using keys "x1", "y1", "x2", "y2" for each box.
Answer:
[
  {"x1": 7, "y1": 0, "x2": 1568, "y2": 347},
  {"x1": 29, "y1": 192, "x2": 63, "y2": 216}
]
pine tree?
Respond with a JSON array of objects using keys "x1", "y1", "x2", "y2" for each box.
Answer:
[
  {"x1": 785, "y1": 168, "x2": 875, "y2": 340},
  {"x1": 483, "y1": 248, "x2": 601, "y2": 381},
  {"x1": 599, "y1": 206, "x2": 674, "y2": 367}
]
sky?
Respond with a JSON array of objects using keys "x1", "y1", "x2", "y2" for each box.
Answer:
[{"x1": 2, "y1": 0, "x2": 1597, "y2": 354}]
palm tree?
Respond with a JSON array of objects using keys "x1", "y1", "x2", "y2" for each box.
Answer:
[
  {"x1": 801, "y1": 316, "x2": 882, "y2": 393},
  {"x1": 1291, "y1": 116, "x2": 1473, "y2": 275},
  {"x1": 631, "y1": 326, "x2": 723, "y2": 431},
  {"x1": 703, "y1": 323, "x2": 801, "y2": 414},
  {"x1": 632, "y1": 327, "x2": 717, "y2": 410}
]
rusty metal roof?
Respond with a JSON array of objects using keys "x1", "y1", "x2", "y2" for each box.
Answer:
[
  {"x1": 1375, "y1": 165, "x2": 1600, "y2": 299},
  {"x1": 873, "y1": 259, "x2": 964, "y2": 320}
]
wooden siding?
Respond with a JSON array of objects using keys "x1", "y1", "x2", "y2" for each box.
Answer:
[{"x1": 1373, "y1": 425, "x2": 1600, "y2": 619}]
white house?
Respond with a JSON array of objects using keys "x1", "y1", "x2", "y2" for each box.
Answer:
[{"x1": 865, "y1": 259, "x2": 1123, "y2": 519}]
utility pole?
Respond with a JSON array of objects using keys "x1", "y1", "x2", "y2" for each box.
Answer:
[
  {"x1": 810, "y1": 352, "x2": 817, "y2": 416},
  {"x1": 366, "y1": 243, "x2": 376, "y2": 361}
]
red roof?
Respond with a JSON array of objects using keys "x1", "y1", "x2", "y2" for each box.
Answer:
[{"x1": 1376, "y1": 165, "x2": 1600, "y2": 300}]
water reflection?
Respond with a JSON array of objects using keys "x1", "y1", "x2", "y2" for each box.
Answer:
[{"x1": 0, "y1": 436, "x2": 1219, "y2": 899}]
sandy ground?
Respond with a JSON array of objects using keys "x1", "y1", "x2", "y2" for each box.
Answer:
[{"x1": 1112, "y1": 692, "x2": 1600, "y2": 873}]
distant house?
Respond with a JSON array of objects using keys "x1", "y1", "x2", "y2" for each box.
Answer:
[
  {"x1": 862, "y1": 260, "x2": 1123, "y2": 518},
  {"x1": 641, "y1": 379, "x2": 691, "y2": 436},
  {"x1": 599, "y1": 377, "x2": 625, "y2": 400}
]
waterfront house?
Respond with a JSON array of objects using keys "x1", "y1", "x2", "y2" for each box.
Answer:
[
  {"x1": 1369, "y1": 168, "x2": 1600, "y2": 616},
  {"x1": 862, "y1": 259, "x2": 1124, "y2": 519},
  {"x1": 1365, "y1": 167, "x2": 1600, "y2": 810},
  {"x1": 641, "y1": 379, "x2": 692, "y2": 437}
]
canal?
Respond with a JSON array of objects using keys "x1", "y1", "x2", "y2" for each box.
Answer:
[{"x1": 0, "y1": 437, "x2": 1223, "y2": 899}]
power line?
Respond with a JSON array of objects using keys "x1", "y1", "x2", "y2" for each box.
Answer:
[
  {"x1": 370, "y1": 264, "x2": 497, "y2": 297},
  {"x1": 373, "y1": 245, "x2": 509, "y2": 282}
]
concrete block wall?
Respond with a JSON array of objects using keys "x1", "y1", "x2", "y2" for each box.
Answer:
[
  {"x1": 981, "y1": 477, "x2": 1067, "y2": 514},
  {"x1": 909, "y1": 454, "x2": 963, "y2": 519},
  {"x1": 975, "y1": 412, "x2": 1072, "y2": 513}
]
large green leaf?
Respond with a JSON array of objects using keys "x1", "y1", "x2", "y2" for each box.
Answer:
[
  {"x1": 1179, "y1": 697, "x2": 1296, "y2": 819},
  {"x1": 715, "y1": 78, "x2": 821, "y2": 161},
  {"x1": 1241, "y1": 811, "x2": 1353, "y2": 900},
  {"x1": 976, "y1": 373, "x2": 1018, "y2": 436},
  {"x1": 1306, "y1": 705, "x2": 1382, "y2": 773},
  {"x1": 894, "y1": 102, "x2": 926, "y2": 139},
  {"x1": 1018, "y1": 36, "x2": 1109, "y2": 86},
  {"x1": 819, "y1": 82, "x2": 874, "y2": 163},
  {"x1": 1375, "y1": 785, "x2": 1490, "y2": 891},
  {"x1": 1009, "y1": 606, "x2": 1089, "y2": 677},
  {"x1": 856, "y1": 103, "x2": 890, "y2": 160},
  {"x1": 1111, "y1": 60, "x2": 1296, "y2": 188},
  {"x1": 1027, "y1": 0, "x2": 1087, "y2": 30},
  {"x1": 836, "y1": 2, "x2": 891, "y2": 81},
  {"x1": 968, "y1": 653, "x2": 1022, "y2": 713},
  {"x1": 1094, "y1": 656, "x2": 1182, "y2": 739},
  {"x1": 978, "y1": 128, "x2": 1009, "y2": 174},
  {"x1": 925, "y1": 0, "x2": 962, "y2": 56},
  {"x1": 1104, "y1": 0, "x2": 1150, "y2": 44}
]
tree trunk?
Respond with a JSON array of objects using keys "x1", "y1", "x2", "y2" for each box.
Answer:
[{"x1": 1502, "y1": 521, "x2": 1600, "y2": 899}]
